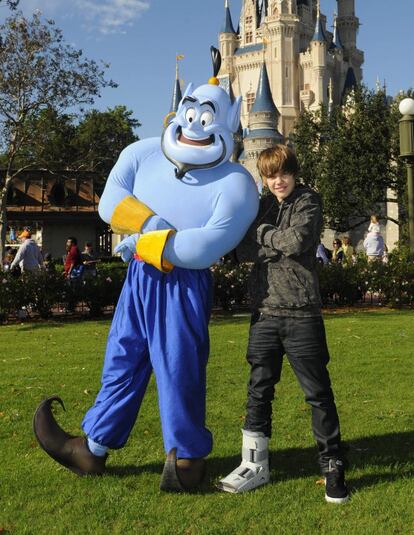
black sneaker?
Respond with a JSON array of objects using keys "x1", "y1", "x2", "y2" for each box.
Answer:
[{"x1": 325, "y1": 459, "x2": 349, "y2": 504}]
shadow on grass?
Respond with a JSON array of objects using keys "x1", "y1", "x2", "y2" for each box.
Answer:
[
  {"x1": 104, "y1": 431, "x2": 414, "y2": 494},
  {"x1": 205, "y1": 430, "x2": 414, "y2": 494},
  {"x1": 106, "y1": 462, "x2": 164, "y2": 477}
]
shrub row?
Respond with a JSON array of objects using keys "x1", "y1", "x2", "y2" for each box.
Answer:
[
  {"x1": 1, "y1": 249, "x2": 413, "y2": 321},
  {"x1": 212, "y1": 248, "x2": 414, "y2": 310},
  {"x1": 0, "y1": 263, "x2": 126, "y2": 321}
]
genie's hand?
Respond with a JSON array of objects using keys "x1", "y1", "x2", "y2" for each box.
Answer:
[
  {"x1": 141, "y1": 215, "x2": 174, "y2": 233},
  {"x1": 114, "y1": 234, "x2": 139, "y2": 262}
]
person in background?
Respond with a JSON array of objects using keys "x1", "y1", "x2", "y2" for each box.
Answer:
[
  {"x1": 331, "y1": 239, "x2": 344, "y2": 264},
  {"x1": 43, "y1": 253, "x2": 56, "y2": 274},
  {"x1": 10, "y1": 229, "x2": 43, "y2": 273},
  {"x1": 341, "y1": 236, "x2": 354, "y2": 266},
  {"x1": 368, "y1": 215, "x2": 380, "y2": 234},
  {"x1": 81, "y1": 242, "x2": 98, "y2": 277},
  {"x1": 64, "y1": 237, "x2": 82, "y2": 279},
  {"x1": 363, "y1": 230, "x2": 384, "y2": 262},
  {"x1": 3, "y1": 248, "x2": 16, "y2": 271},
  {"x1": 316, "y1": 242, "x2": 329, "y2": 265},
  {"x1": 9, "y1": 226, "x2": 16, "y2": 243}
]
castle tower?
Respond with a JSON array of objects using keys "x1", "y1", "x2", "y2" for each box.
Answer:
[
  {"x1": 241, "y1": 60, "x2": 284, "y2": 184},
  {"x1": 219, "y1": 0, "x2": 238, "y2": 75},
  {"x1": 309, "y1": 1, "x2": 327, "y2": 110},
  {"x1": 331, "y1": 13, "x2": 343, "y2": 50},
  {"x1": 335, "y1": 0, "x2": 363, "y2": 83},
  {"x1": 217, "y1": 0, "x2": 364, "y2": 159},
  {"x1": 238, "y1": 0, "x2": 258, "y2": 46},
  {"x1": 336, "y1": 0, "x2": 358, "y2": 50}
]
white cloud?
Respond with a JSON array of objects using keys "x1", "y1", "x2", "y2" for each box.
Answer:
[
  {"x1": 74, "y1": 0, "x2": 150, "y2": 34},
  {"x1": 13, "y1": 0, "x2": 150, "y2": 35}
]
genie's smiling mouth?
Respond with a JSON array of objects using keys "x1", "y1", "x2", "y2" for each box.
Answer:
[{"x1": 177, "y1": 127, "x2": 214, "y2": 147}]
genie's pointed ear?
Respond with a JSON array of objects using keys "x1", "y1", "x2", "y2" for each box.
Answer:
[
  {"x1": 178, "y1": 83, "x2": 195, "y2": 112},
  {"x1": 227, "y1": 96, "x2": 242, "y2": 133},
  {"x1": 182, "y1": 83, "x2": 194, "y2": 100}
]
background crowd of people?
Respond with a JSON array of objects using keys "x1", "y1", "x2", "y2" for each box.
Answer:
[
  {"x1": 317, "y1": 215, "x2": 387, "y2": 266},
  {"x1": 3, "y1": 228, "x2": 99, "y2": 279}
]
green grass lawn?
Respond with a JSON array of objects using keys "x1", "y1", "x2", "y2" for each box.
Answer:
[{"x1": 1, "y1": 310, "x2": 413, "y2": 534}]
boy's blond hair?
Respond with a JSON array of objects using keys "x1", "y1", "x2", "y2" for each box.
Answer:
[{"x1": 257, "y1": 144, "x2": 299, "y2": 179}]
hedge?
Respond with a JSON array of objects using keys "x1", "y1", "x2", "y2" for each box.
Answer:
[{"x1": 1, "y1": 248, "x2": 413, "y2": 321}]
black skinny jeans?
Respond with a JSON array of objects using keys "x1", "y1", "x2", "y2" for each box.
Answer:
[{"x1": 244, "y1": 312, "x2": 342, "y2": 472}]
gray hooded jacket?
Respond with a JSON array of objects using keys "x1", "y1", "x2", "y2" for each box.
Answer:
[{"x1": 236, "y1": 185, "x2": 323, "y2": 316}]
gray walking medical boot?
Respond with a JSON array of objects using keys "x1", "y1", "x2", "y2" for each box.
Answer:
[{"x1": 217, "y1": 430, "x2": 270, "y2": 493}]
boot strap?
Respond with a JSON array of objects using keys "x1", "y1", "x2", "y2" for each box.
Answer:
[{"x1": 242, "y1": 447, "x2": 268, "y2": 463}]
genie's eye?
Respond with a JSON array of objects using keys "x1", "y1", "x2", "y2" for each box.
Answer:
[
  {"x1": 200, "y1": 110, "x2": 213, "y2": 127},
  {"x1": 185, "y1": 108, "x2": 196, "y2": 123}
]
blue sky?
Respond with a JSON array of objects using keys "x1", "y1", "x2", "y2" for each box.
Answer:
[{"x1": 1, "y1": 0, "x2": 413, "y2": 139}]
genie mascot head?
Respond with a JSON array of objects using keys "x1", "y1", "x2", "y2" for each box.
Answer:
[{"x1": 162, "y1": 47, "x2": 241, "y2": 179}]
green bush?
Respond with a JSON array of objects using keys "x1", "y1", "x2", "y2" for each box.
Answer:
[
  {"x1": 80, "y1": 265, "x2": 126, "y2": 316},
  {"x1": 0, "y1": 271, "x2": 28, "y2": 321},
  {"x1": 0, "y1": 251, "x2": 412, "y2": 321},
  {"x1": 24, "y1": 270, "x2": 68, "y2": 318},
  {"x1": 210, "y1": 260, "x2": 251, "y2": 310}
]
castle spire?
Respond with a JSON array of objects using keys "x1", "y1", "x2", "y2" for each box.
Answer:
[
  {"x1": 328, "y1": 78, "x2": 334, "y2": 114},
  {"x1": 260, "y1": 0, "x2": 268, "y2": 25},
  {"x1": 332, "y1": 13, "x2": 343, "y2": 48},
  {"x1": 252, "y1": 61, "x2": 278, "y2": 114},
  {"x1": 169, "y1": 55, "x2": 183, "y2": 113},
  {"x1": 221, "y1": 0, "x2": 236, "y2": 34},
  {"x1": 312, "y1": 0, "x2": 326, "y2": 43}
]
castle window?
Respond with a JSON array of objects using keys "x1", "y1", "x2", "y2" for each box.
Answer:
[
  {"x1": 246, "y1": 90, "x2": 255, "y2": 112},
  {"x1": 246, "y1": 31, "x2": 253, "y2": 44},
  {"x1": 245, "y1": 15, "x2": 253, "y2": 25},
  {"x1": 274, "y1": 47, "x2": 277, "y2": 58},
  {"x1": 285, "y1": 66, "x2": 289, "y2": 78}
]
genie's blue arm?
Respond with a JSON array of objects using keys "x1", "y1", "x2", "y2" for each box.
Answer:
[
  {"x1": 98, "y1": 140, "x2": 172, "y2": 234},
  {"x1": 162, "y1": 174, "x2": 259, "y2": 269}
]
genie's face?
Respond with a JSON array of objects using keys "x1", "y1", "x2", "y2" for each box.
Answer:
[{"x1": 162, "y1": 83, "x2": 241, "y2": 178}]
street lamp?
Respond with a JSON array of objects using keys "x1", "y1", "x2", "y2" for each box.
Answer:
[{"x1": 399, "y1": 97, "x2": 414, "y2": 254}]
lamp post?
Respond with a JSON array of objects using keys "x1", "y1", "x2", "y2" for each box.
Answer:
[{"x1": 399, "y1": 97, "x2": 414, "y2": 254}]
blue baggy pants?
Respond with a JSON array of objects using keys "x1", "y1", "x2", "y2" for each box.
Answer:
[{"x1": 82, "y1": 259, "x2": 213, "y2": 459}]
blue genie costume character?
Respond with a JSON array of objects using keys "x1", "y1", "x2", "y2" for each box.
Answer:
[{"x1": 33, "y1": 47, "x2": 259, "y2": 492}]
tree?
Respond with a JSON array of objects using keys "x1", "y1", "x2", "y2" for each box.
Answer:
[
  {"x1": 74, "y1": 106, "x2": 140, "y2": 177},
  {"x1": 0, "y1": 12, "x2": 116, "y2": 259},
  {"x1": 7, "y1": 105, "x2": 140, "y2": 177},
  {"x1": 10, "y1": 107, "x2": 78, "y2": 171},
  {"x1": 293, "y1": 86, "x2": 406, "y2": 232},
  {"x1": 0, "y1": 0, "x2": 19, "y2": 8}
]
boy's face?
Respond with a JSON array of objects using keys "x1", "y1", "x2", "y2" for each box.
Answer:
[{"x1": 265, "y1": 172, "x2": 295, "y2": 202}]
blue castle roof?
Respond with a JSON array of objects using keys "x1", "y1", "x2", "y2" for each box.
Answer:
[
  {"x1": 244, "y1": 128, "x2": 284, "y2": 141},
  {"x1": 312, "y1": 11, "x2": 326, "y2": 43},
  {"x1": 170, "y1": 76, "x2": 182, "y2": 113},
  {"x1": 341, "y1": 67, "x2": 357, "y2": 102},
  {"x1": 221, "y1": 0, "x2": 236, "y2": 34},
  {"x1": 251, "y1": 62, "x2": 277, "y2": 114},
  {"x1": 331, "y1": 16, "x2": 343, "y2": 49}
]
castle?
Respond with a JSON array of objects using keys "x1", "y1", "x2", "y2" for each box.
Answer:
[
  {"x1": 217, "y1": 0, "x2": 364, "y2": 182},
  {"x1": 168, "y1": 1, "x2": 398, "y2": 249}
]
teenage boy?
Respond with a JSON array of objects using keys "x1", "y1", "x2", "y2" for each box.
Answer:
[{"x1": 218, "y1": 145, "x2": 348, "y2": 504}]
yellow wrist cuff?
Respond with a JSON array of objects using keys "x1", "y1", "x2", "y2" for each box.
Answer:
[
  {"x1": 136, "y1": 229, "x2": 175, "y2": 273},
  {"x1": 110, "y1": 196, "x2": 154, "y2": 234}
]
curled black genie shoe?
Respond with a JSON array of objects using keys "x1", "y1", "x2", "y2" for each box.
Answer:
[{"x1": 33, "y1": 396, "x2": 107, "y2": 476}]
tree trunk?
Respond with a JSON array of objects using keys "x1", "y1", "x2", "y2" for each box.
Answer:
[{"x1": 0, "y1": 187, "x2": 8, "y2": 264}]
